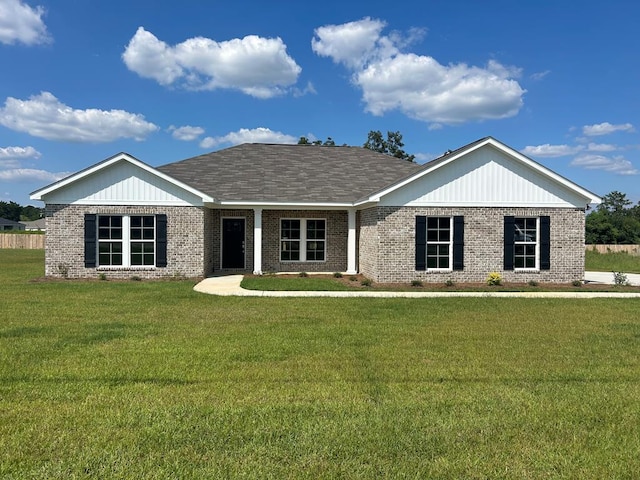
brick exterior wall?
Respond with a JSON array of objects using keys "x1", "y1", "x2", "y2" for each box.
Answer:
[
  {"x1": 358, "y1": 206, "x2": 586, "y2": 284},
  {"x1": 262, "y1": 210, "x2": 348, "y2": 273},
  {"x1": 45, "y1": 204, "x2": 205, "y2": 279}
]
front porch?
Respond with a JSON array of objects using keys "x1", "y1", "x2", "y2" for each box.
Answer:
[{"x1": 207, "y1": 207, "x2": 358, "y2": 276}]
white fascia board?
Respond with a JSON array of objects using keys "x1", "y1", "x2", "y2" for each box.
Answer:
[
  {"x1": 30, "y1": 152, "x2": 214, "y2": 203},
  {"x1": 217, "y1": 201, "x2": 355, "y2": 211},
  {"x1": 365, "y1": 137, "x2": 602, "y2": 205}
]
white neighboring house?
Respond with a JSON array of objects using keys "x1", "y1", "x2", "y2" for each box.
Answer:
[{"x1": 20, "y1": 218, "x2": 46, "y2": 232}]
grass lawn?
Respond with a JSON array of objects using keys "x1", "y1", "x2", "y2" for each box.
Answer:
[
  {"x1": 585, "y1": 249, "x2": 640, "y2": 273},
  {"x1": 2, "y1": 249, "x2": 640, "y2": 478}
]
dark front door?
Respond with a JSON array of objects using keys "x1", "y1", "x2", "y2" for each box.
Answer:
[{"x1": 222, "y1": 218, "x2": 245, "y2": 269}]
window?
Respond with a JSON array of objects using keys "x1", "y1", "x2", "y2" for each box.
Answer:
[
  {"x1": 416, "y1": 216, "x2": 464, "y2": 271},
  {"x1": 97, "y1": 215, "x2": 155, "y2": 267},
  {"x1": 281, "y1": 219, "x2": 326, "y2": 262},
  {"x1": 504, "y1": 216, "x2": 550, "y2": 271},
  {"x1": 426, "y1": 217, "x2": 452, "y2": 269},
  {"x1": 514, "y1": 217, "x2": 538, "y2": 269}
]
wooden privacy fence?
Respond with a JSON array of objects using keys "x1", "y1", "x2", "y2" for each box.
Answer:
[
  {"x1": 587, "y1": 244, "x2": 640, "y2": 256},
  {"x1": 0, "y1": 234, "x2": 45, "y2": 249}
]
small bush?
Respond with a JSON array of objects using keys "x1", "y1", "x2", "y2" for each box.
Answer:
[
  {"x1": 349, "y1": 276, "x2": 358, "y2": 282},
  {"x1": 299, "y1": 272, "x2": 309, "y2": 278},
  {"x1": 612, "y1": 271, "x2": 629, "y2": 286},
  {"x1": 528, "y1": 280, "x2": 539, "y2": 287},
  {"x1": 411, "y1": 279, "x2": 423, "y2": 287},
  {"x1": 572, "y1": 280, "x2": 583, "y2": 287},
  {"x1": 445, "y1": 279, "x2": 455, "y2": 287},
  {"x1": 486, "y1": 272, "x2": 502, "y2": 286},
  {"x1": 333, "y1": 272, "x2": 343, "y2": 278},
  {"x1": 57, "y1": 263, "x2": 69, "y2": 278},
  {"x1": 130, "y1": 275, "x2": 142, "y2": 282},
  {"x1": 361, "y1": 278, "x2": 372, "y2": 287},
  {"x1": 98, "y1": 273, "x2": 107, "y2": 281}
]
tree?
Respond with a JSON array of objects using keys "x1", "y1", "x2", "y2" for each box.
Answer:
[
  {"x1": 0, "y1": 201, "x2": 22, "y2": 222},
  {"x1": 21, "y1": 205, "x2": 44, "y2": 221},
  {"x1": 297, "y1": 136, "x2": 336, "y2": 146},
  {"x1": 363, "y1": 130, "x2": 415, "y2": 162},
  {"x1": 586, "y1": 191, "x2": 640, "y2": 244},
  {"x1": 598, "y1": 190, "x2": 632, "y2": 214}
]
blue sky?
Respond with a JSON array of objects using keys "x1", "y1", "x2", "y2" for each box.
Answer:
[{"x1": 0, "y1": 0, "x2": 638, "y2": 206}]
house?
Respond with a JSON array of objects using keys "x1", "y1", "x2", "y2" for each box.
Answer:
[
  {"x1": 20, "y1": 218, "x2": 46, "y2": 232},
  {"x1": 0, "y1": 217, "x2": 25, "y2": 231},
  {"x1": 30, "y1": 137, "x2": 601, "y2": 283}
]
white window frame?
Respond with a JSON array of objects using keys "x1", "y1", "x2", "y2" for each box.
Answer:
[
  {"x1": 280, "y1": 218, "x2": 327, "y2": 263},
  {"x1": 514, "y1": 217, "x2": 539, "y2": 270},
  {"x1": 426, "y1": 216, "x2": 453, "y2": 271},
  {"x1": 97, "y1": 215, "x2": 156, "y2": 269}
]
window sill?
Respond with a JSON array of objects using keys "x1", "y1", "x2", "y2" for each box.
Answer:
[
  {"x1": 513, "y1": 269, "x2": 540, "y2": 273},
  {"x1": 96, "y1": 266, "x2": 157, "y2": 271},
  {"x1": 280, "y1": 260, "x2": 326, "y2": 264}
]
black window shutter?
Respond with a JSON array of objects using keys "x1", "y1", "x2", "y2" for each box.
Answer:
[
  {"x1": 453, "y1": 216, "x2": 464, "y2": 270},
  {"x1": 156, "y1": 214, "x2": 167, "y2": 267},
  {"x1": 504, "y1": 216, "x2": 515, "y2": 270},
  {"x1": 540, "y1": 216, "x2": 551, "y2": 270},
  {"x1": 84, "y1": 214, "x2": 97, "y2": 268},
  {"x1": 415, "y1": 216, "x2": 426, "y2": 271}
]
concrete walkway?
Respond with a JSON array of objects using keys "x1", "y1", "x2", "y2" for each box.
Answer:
[{"x1": 193, "y1": 272, "x2": 640, "y2": 298}]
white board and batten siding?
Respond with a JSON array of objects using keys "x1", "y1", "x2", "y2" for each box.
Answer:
[
  {"x1": 38, "y1": 159, "x2": 206, "y2": 206},
  {"x1": 379, "y1": 146, "x2": 591, "y2": 209}
]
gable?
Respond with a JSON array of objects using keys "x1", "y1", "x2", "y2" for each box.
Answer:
[
  {"x1": 378, "y1": 143, "x2": 595, "y2": 208},
  {"x1": 31, "y1": 154, "x2": 212, "y2": 206}
]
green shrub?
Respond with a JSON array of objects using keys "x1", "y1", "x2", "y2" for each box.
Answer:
[
  {"x1": 299, "y1": 272, "x2": 308, "y2": 278},
  {"x1": 445, "y1": 279, "x2": 455, "y2": 287},
  {"x1": 612, "y1": 271, "x2": 629, "y2": 286},
  {"x1": 486, "y1": 272, "x2": 502, "y2": 286},
  {"x1": 528, "y1": 280, "x2": 539, "y2": 287},
  {"x1": 572, "y1": 280, "x2": 583, "y2": 287},
  {"x1": 333, "y1": 272, "x2": 343, "y2": 278},
  {"x1": 411, "y1": 279, "x2": 423, "y2": 287},
  {"x1": 361, "y1": 278, "x2": 372, "y2": 287}
]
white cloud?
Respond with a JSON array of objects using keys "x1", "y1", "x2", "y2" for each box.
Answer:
[
  {"x1": 586, "y1": 142, "x2": 617, "y2": 152},
  {"x1": 200, "y1": 127, "x2": 297, "y2": 149},
  {"x1": 168, "y1": 125, "x2": 205, "y2": 141},
  {"x1": 582, "y1": 122, "x2": 634, "y2": 136},
  {"x1": 356, "y1": 55, "x2": 524, "y2": 124},
  {"x1": 312, "y1": 18, "x2": 525, "y2": 126},
  {"x1": 521, "y1": 144, "x2": 583, "y2": 157},
  {"x1": 0, "y1": 145, "x2": 41, "y2": 159},
  {"x1": 0, "y1": 0, "x2": 50, "y2": 45},
  {"x1": 0, "y1": 168, "x2": 68, "y2": 182},
  {"x1": 571, "y1": 154, "x2": 639, "y2": 175},
  {"x1": 530, "y1": 70, "x2": 551, "y2": 81},
  {"x1": 122, "y1": 27, "x2": 301, "y2": 99},
  {"x1": 312, "y1": 17, "x2": 389, "y2": 69},
  {"x1": 0, "y1": 92, "x2": 159, "y2": 142}
]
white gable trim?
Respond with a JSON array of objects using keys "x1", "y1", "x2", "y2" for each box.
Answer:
[
  {"x1": 30, "y1": 152, "x2": 214, "y2": 204},
  {"x1": 359, "y1": 137, "x2": 601, "y2": 205}
]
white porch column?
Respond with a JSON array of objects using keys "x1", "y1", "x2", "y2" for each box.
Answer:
[
  {"x1": 346, "y1": 208, "x2": 357, "y2": 274},
  {"x1": 253, "y1": 207, "x2": 263, "y2": 274}
]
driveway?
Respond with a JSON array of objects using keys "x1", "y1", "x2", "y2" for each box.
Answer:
[{"x1": 584, "y1": 271, "x2": 640, "y2": 286}]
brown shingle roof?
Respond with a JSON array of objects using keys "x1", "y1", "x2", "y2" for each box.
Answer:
[{"x1": 157, "y1": 143, "x2": 423, "y2": 203}]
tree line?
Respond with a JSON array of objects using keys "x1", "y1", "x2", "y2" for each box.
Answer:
[
  {"x1": 0, "y1": 201, "x2": 44, "y2": 222},
  {"x1": 586, "y1": 191, "x2": 640, "y2": 244},
  {"x1": 298, "y1": 130, "x2": 416, "y2": 162}
]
